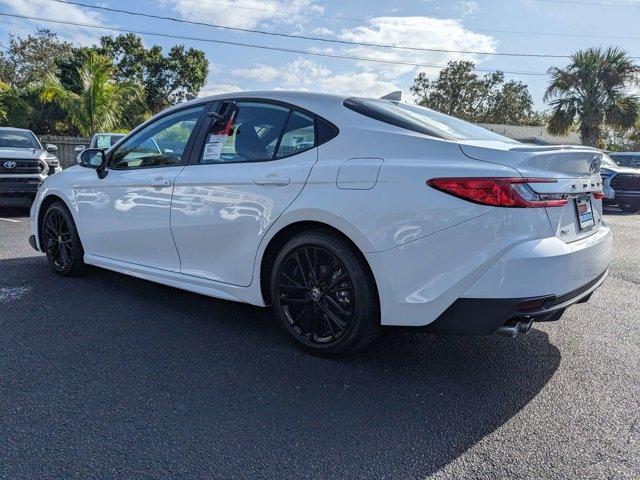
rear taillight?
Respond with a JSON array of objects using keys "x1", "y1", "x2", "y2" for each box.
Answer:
[
  {"x1": 427, "y1": 177, "x2": 568, "y2": 208},
  {"x1": 593, "y1": 191, "x2": 605, "y2": 200}
]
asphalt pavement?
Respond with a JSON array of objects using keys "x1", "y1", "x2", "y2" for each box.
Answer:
[{"x1": 0, "y1": 207, "x2": 638, "y2": 479}]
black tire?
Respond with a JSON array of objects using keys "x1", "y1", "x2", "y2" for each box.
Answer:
[
  {"x1": 41, "y1": 201, "x2": 85, "y2": 276},
  {"x1": 270, "y1": 229, "x2": 379, "y2": 355},
  {"x1": 619, "y1": 201, "x2": 640, "y2": 213}
]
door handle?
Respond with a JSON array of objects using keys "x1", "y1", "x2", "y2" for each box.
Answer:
[
  {"x1": 148, "y1": 178, "x2": 171, "y2": 187},
  {"x1": 253, "y1": 176, "x2": 290, "y2": 186}
]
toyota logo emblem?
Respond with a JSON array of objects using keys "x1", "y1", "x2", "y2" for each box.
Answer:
[{"x1": 3, "y1": 160, "x2": 17, "y2": 169}]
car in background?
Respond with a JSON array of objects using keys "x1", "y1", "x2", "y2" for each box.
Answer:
[
  {"x1": 609, "y1": 152, "x2": 640, "y2": 169},
  {"x1": 29, "y1": 91, "x2": 611, "y2": 355},
  {"x1": 601, "y1": 153, "x2": 640, "y2": 213},
  {"x1": 0, "y1": 127, "x2": 62, "y2": 207},
  {"x1": 74, "y1": 133, "x2": 126, "y2": 153}
]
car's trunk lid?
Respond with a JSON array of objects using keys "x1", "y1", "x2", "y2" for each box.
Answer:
[{"x1": 458, "y1": 141, "x2": 604, "y2": 243}]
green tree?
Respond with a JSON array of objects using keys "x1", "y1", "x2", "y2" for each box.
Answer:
[
  {"x1": 410, "y1": 61, "x2": 540, "y2": 125},
  {"x1": 0, "y1": 28, "x2": 72, "y2": 89},
  {"x1": 98, "y1": 34, "x2": 209, "y2": 114},
  {"x1": 0, "y1": 81, "x2": 8, "y2": 121},
  {"x1": 41, "y1": 53, "x2": 143, "y2": 137},
  {"x1": 544, "y1": 47, "x2": 640, "y2": 147}
]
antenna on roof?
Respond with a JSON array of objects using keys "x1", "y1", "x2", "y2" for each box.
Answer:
[
  {"x1": 185, "y1": 92, "x2": 197, "y2": 101},
  {"x1": 380, "y1": 91, "x2": 402, "y2": 101}
]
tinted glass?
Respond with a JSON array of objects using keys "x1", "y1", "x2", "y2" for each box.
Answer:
[
  {"x1": 276, "y1": 111, "x2": 315, "y2": 158},
  {"x1": 201, "y1": 102, "x2": 289, "y2": 164},
  {"x1": 110, "y1": 106, "x2": 204, "y2": 169},
  {"x1": 0, "y1": 130, "x2": 39, "y2": 148},
  {"x1": 316, "y1": 118, "x2": 338, "y2": 145},
  {"x1": 344, "y1": 98, "x2": 517, "y2": 142}
]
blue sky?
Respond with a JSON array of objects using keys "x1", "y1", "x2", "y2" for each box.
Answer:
[{"x1": 1, "y1": 0, "x2": 639, "y2": 111}]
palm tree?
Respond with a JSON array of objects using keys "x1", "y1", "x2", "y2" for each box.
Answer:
[
  {"x1": 41, "y1": 53, "x2": 142, "y2": 137},
  {"x1": 544, "y1": 47, "x2": 640, "y2": 147}
]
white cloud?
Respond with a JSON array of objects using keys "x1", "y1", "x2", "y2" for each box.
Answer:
[
  {"x1": 232, "y1": 58, "x2": 401, "y2": 98},
  {"x1": 198, "y1": 83, "x2": 243, "y2": 97},
  {"x1": 338, "y1": 16, "x2": 496, "y2": 79},
  {"x1": 164, "y1": 0, "x2": 323, "y2": 29},
  {"x1": 226, "y1": 15, "x2": 497, "y2": 99},
  {"x1": 458, "y1": 1, "x2": 480, "y2": 16},
  {"x1": 0, "y1": 0, "x2": 103, "y2": 44},
  {"x1": 235, "y1": 64, "x2": 281, "y2": 82}
]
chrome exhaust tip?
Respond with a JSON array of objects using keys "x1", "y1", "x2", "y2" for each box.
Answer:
[
  {"x1": 497, "y1": 320, "x2": 521, "y2": 338},
  {"x1": 518, "y1": 317, "x2": 534, "y2": 334}
]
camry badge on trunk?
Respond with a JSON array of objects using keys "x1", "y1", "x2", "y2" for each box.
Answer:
[{"x1": 3, "y1": 160, "x2": 17, "y2": 169}]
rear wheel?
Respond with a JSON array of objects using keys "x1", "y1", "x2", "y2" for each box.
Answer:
[
  {"x1": 270, "y1": 230, "x2": 379, "y2": 355},
  {"x1": 42, "y1": 201, "x2": 85, "y2": 276},
  {"x1": 619, "y1": 201, "x2": 640, "y2": 213}
]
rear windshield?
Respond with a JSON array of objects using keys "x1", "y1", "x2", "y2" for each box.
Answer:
[
  {"x1": 0, "y1": 130, "x2": 40, "y2": 148},
  {"x1": 344, "y1": 97, "x2": 516, "y2": 142}
]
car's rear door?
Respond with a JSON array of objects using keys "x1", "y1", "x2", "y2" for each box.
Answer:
[
  {"x1": 171, "y1": 99, "x2": 328, "y2": 286},
  {"x1": 75, "y1": 104, "x2": 207, "y2": 271}
]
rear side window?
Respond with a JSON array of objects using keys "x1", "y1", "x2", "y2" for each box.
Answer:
[
  {"x1": 276, "y1": 111, "x2": 315, "y2": 158},
  {"x1": 343, "y1": 97, "x2": 516, "y2": 142},
  {"x1": 199, "y1": 100, "x2": 339, "y2": 164}
]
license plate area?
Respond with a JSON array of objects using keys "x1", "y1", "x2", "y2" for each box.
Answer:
[{"x1": 575, "y1": 195, "x2": 594, "y2": 230}]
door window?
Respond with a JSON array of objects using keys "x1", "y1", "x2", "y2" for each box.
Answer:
[
  {"x1": 200, "y1": 101, "x2": 290, "y2": 164},
  {"x1": 276, "y1": 111, "x2": 315, "y2": 158},
  {"x1": 110, "y1": 106, "x2": 204, "y2": 169}
]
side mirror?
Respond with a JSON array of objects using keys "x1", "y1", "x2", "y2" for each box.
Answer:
[
  {"x1": 77, "y1": 148, "x2": 108, "y2": 178},
  {"x1": 45, "y1": 143, "x2": 58, "y2": 153},
  {"x1": 74, "y1": 145, "x2": 86, "y2": 152}
]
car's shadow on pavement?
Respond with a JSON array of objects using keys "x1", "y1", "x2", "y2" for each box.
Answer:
[{"x1": 1, "y1": 256, "x2": 561, "y2": 479}]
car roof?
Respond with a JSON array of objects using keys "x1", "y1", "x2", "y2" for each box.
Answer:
[
  {"x1": 0, "y1": 127, "x2": 36, "y2": 134},
  {"x1": 610, "y1": 152, "x2": 639, "y2": 156},
  {"x1": 170, "y1": 91, "x2": 352, "y2": 123}
]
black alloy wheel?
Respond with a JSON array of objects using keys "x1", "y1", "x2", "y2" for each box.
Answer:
[
  {"x1": 42, "y1": 202, "x2": 85, "y2": 276},
  {"x1": 271, "y1": 230, "x2": 379, "y2": 355}
]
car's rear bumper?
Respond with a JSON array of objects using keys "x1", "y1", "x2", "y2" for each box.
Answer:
[
  {"x1": 365, "y1": 209, "x2": 612, "y2": 328},
  {"x1": 423, "y1": 269, "x2": 608, "y2": 334}
]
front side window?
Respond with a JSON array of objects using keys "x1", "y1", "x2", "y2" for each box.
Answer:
[
  {"x1": 0, "y1": 130, "x2": 40, "y2": 149},
  {"x1": 110, "y1": 106, "x2": 204, "y2": 169},
  {"x1": 344, "y1": 97, "x2": 517, "y2": 142},
  {"x1": 200, "y1": 101, "x2": 289, "y2": 164}
]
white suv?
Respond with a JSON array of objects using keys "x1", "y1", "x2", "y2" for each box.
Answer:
[{"x1": 29, "y1": 92, "x2": 611, "y2": 354}]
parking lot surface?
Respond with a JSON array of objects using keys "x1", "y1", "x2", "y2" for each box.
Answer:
[{"x1": 1, "y1": 208, "x2": 639, "y2": 479}]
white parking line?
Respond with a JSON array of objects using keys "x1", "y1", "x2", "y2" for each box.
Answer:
[{"x1": 0, "y1": 217, "x2": 20, "y2": 223}]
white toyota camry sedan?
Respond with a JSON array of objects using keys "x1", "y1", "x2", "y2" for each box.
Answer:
[{"x1": 29, "y1": 91, "x2": 612, "y2": 354}]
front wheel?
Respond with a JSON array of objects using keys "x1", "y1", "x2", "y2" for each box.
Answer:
[
  {"x1": 270, "y1": 230, "x2": 379, "y2": 355},
  {"x1": 42, "y1": 201, "x2": 85, "y2": 276}
]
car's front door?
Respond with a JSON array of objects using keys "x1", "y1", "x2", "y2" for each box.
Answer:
[
  {"x1": 75, "y1": 104, "x2": 206, "y2": 271},
  {"x1": 171, "y1": 100, "x2": 324, "y2": 286}
]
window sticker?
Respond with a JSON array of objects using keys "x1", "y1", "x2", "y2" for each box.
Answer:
[
  {"x1": 95, "y1": 135, "x2": 110, "y2": 149},
  {"x1": 202, "y1": 134, "x2": 228, "y2": 161}
]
